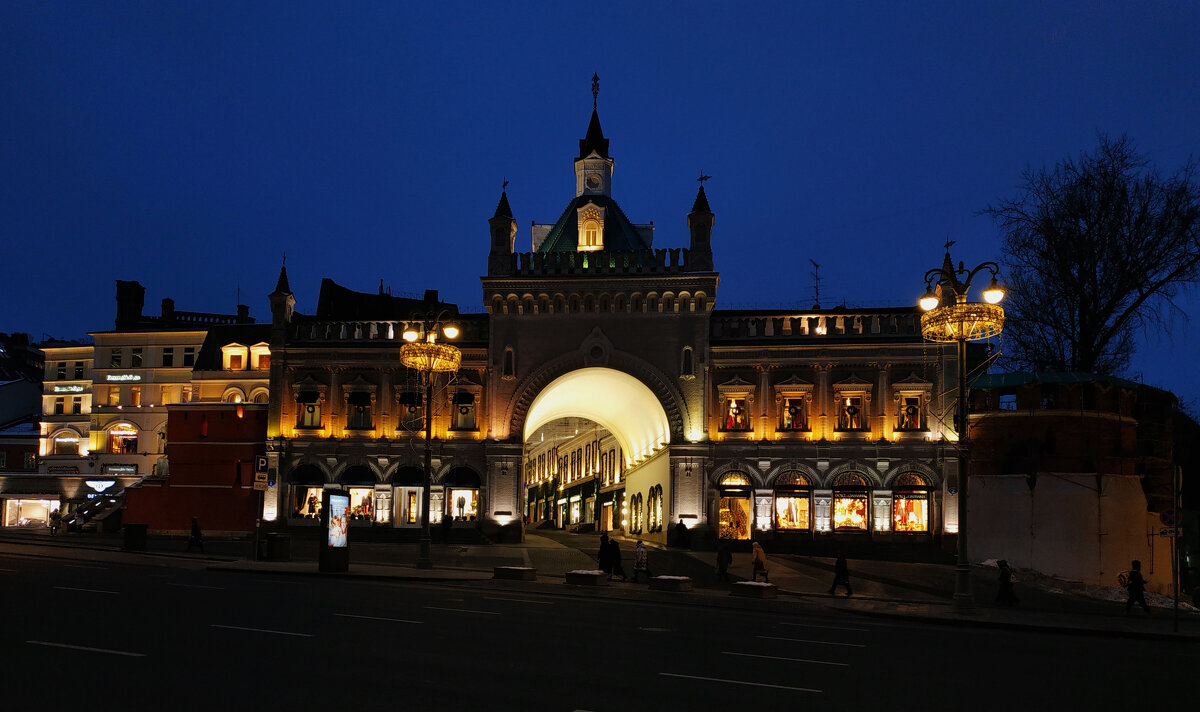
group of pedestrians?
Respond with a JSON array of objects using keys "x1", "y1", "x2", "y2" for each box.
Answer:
[{"x1": 596, "y1": 534, "x2": 655, "y2": 583}]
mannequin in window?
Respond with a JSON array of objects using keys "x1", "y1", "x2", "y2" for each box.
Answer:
[{"x1": 725, "y1": 399, "x2": 745, "y2": 430}]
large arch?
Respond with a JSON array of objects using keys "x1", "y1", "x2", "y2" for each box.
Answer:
[{"x1": 522, "y1": 367, "x2": 670, "y2": 467}]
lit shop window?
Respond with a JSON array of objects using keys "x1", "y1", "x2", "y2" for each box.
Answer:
[
  {"x1": 295, "y1": 487, "x2": 323, "y2": 518},
  {"x1": 3, "y1": 498, "x2": 60, "y2": 528},
  {"x1": 721, "y1": 397, "x2": 750, "y2": 431},
  {"x1": 106, "y1": 387, "x2": 119, "y2": 406},
  {"x1": 53, "y1": 433, "x2": 79, "y2": 455},
  {"x1": 779, "y1": 397, "x2": 808, "y2": 431},
  {"x1": 451, "y1": 392, "x2": 476, "y2": 431},
  {"x1": 108, "y1": 426, "x2": 139, "y2": 454},
  {"x1": 130, "y1": 386, "x2": 141, "y2": 407},
  {"x1": 774, "y1": 471, "x2": 811, "y2": 530},
  {"x1": 347, "y1": 488, "x2": 374, "y2": 521},
  {"x1": 447, "y1": 488, "x2": 478, "y2": 521},
  {"x1": 405, "y1": 491, "x2": 419, "y2": 524},
  {"x1": 831, "y1": 472, "x2": 870, "y2": 530},
  {"x1": 717, "y1": 473, "x2": 752, "y2": 540},
  {"x1": 892, "y1": 473, "x2": 930, "y2": 533},
  {"x1": 837, "y1": 396, "x2": 867, "y2": 431}
]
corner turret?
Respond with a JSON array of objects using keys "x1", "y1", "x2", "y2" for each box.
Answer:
[
  {"x1": 488, "y1": 187, "x2": 518, "y2": 276},
  {"x1": 687, "y1": 182, "x2": 715, "y2": 271}
]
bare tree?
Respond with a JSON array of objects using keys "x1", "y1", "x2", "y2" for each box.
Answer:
[{"x1": 984, "y1": 135, "x2": 1200, "y2": 375}]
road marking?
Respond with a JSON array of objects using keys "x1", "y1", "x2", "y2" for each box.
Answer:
[
  {"x1": 639, "y1": 627, "x2": 672, "y2": 632},
  {"x1": 723, "y1": 651, "x2": 849, "y2": 666},
  {"x1": 28, "y1": 640, "x2": 145, "y2": 657},
  {"x1": 424, "y1": 606, "x2": 500, "y2": 616},
  {"x1": 166, "y1": 582, "x2": 225, "y2": 590},
  {"x1": 54, "y1": 586, "x2": 119, "y2": 595},
  {"x1": 484, "y1": 596, "x2": 554, "y2": 605},
  {"x1": 0, "y1": 568, "x2": 16, "y2": 572},
  {"x1": 250, "y1": 579, "x2": 308, "y2": 585},
  {"x1": 757, "y1": 635, "x2": 865, "y2": 648},
  {"x1": 780, "y1": 621, "x2": 870, "y2": 632},
  {"x1": 659, "y1": 673, "x2": 821, "y2": 693},
  {"x1": 210, "y1": 624, "x2": 312, "y2": 637},
  {"x1": 64, "y1": 564, "x2": 106, "y2": 570},
  {"x1": 335, "y1": 613, "x2": 423, "y2": 624}
]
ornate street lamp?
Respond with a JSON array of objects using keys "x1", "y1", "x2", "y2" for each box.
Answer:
[
  {"x1": 400, "y1": 313, "x2": 462, "y2": 569},
  {"x1": 919, "y1": 248, "x2": 1004, "y2": 611}
]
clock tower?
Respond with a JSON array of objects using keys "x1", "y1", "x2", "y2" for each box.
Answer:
[{"x1": 575, "y1": 73, "x2": 613, "y2": 198}]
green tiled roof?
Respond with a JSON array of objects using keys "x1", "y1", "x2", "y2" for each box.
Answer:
[{"x1": 536, "y1": 194, "x2": 650, "y2": 253}]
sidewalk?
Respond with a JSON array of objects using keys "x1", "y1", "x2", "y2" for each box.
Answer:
[{"x1": 3, "y1": 528, "x2": 1196, "y2": 641}]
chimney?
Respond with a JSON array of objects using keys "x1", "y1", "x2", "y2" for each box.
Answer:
[
  {"x1": 115, "y1": 281, "x2": 146, "y2": 330},
  {"x1": 237, "y1": 304, "x2": 250, "y2": 322}
]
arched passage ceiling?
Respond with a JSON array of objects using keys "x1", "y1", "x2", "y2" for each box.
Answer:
[{"x1": 523, "y1": 367, "x2": 670, "y2": 467}]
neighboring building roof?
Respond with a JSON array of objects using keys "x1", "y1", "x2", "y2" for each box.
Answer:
[
  {"x1": 312, "y1": 279, "x2": 458, "y2": 321},
  {"x1": 0, "y1": 416, "x2": 39, "y2": 437},
  {"x1": 193, "y1": 324, "x2": 273, "y2": 371},
  {"x1": 971, "y1": 372, "x2": 1143, "y2": 390},
  {"x1": 536, "y1": 194, "x2": 651, "y2": 253}
]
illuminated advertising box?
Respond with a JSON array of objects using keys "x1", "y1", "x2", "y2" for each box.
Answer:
[
  {"x1": 319, "y1": 490, "x2": 350, "y2": 573},
  {"x1": 327, "y1": 493, "x2": 349, "y2": 548}
]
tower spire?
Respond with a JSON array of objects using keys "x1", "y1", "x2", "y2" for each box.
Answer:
[{"x1": 592, "y1": 72, "x2": 599, "y2": 109}]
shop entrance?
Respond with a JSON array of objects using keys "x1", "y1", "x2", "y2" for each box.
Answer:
[{"x1": 717, "y1": 473, "x2": 753, "y2": 540}]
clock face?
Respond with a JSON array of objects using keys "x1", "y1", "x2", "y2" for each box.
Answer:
[{"x1": 586, "y1": 173, "x2": 602, "y2": 189}]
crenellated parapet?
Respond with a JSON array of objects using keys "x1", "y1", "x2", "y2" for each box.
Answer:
[{"x1": 499, "y1": 247, "x2": 705, "y2": 277}]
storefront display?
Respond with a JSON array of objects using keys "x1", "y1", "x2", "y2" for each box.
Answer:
[
  {"x1": 832, "y1": 495, "x2": 868, "y2": 530},
  {"x1": 347, "y1": 488, "x2": 373, "y2": 521},
  {"x1": 108, "y1": 425, "x2": 138, "y2": 454},
  {"x1": 447, "y1": 488, "x2": 476, "y2": 521},
  {"x1": 3, "y1": 498, "x2": 59, "y2": 528},
  {"x1": 893, "y1": 495, "x2": 928, "y2": 532},
  {"x1": 775, "y1": 496, "x2": 810, "y2": 529},
  {"x1": 295, "y1": 486, "x2": 324, "y2": 519},
  {"x1": 719, "y1": 496, "x2": 751, "y2": 539}
]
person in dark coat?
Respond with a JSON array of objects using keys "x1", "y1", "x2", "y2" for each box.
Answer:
[
  {"x1": 187, "y1": 517, "x2": 204, "y2": 553},
  {"x1": 828, "y1": 553, "x2": 852, "y2": 596},
  {"x1": 995, "y1": 560, "x2": 1019, "y2": 606},
  {"x1": 716, "y1": 541, "x2": 733, "y2": 582},
  {"x1": 597, "y1": 533, "x2": 611, "y2": 575},
  {"x1": 674, "y1": 519, "x2": 689, "y2": 548},
  {"x1": 1124, "y1": 559, "x2": 1151, "y2": 615},
  {"x1": 608, "y1": 538, "x2": 627, "y2": 582}
]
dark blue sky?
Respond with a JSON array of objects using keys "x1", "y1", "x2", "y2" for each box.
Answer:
[{"x1": 3, "y1": 2, "x2": 1198, "y2": 407}]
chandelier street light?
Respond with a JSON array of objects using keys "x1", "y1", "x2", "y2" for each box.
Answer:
[
  {"x1": 400, "y1": 312, "x2": 462, "y2": 569},
  {"x1": 919, "y1": 249, "x2": 1005, "y2": 611}
]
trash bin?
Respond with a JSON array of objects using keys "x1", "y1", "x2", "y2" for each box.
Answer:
[
  {"x1": 123, "y1": 523, "x2": 148, "y2": 551},
  {"x1": 266, "y1": 533, "x2": 291, "y2": 562}
]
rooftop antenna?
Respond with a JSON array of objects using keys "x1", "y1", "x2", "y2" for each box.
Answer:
[
  {"x1": 592, "y1": 73, "x2": 599, "y2": 108},
  {"x1": 809, "y1": 259, "x2": 822, "y2": 309}
]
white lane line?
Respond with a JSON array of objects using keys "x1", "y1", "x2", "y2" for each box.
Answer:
[
  {"x1": 781, "y1": 622, "x2": 870, "y2": 632},
  {"x1": 723, "y1": 651, "x2": 849, "y2": 666},
  {"x1": 54, "y1": 586, "x2": 119, "y2": 595},
  {"x1": 424, "y1": 606, "x2": 500, "y2": 616},
  {"x1": 659, "y1": 673, "x2": 821, "y2": 693},
  {"x1": 757, "y1": 635, "x2": 865, "y2": 648},
  {"x1": 250, "y1": 579, "x2": 309, "y2": 585},
  {"x1": 0, "y1": 568, "x2": 17, "y2": 572},
  {"x1": 166, "y1": 582, "x2": 225, "y2": 590},
  {"x1": 28, "y1": 640, "x2": 146, "y2": 657},
  {"x1": 64, "y1": 564, "x2": 106, "y2": 570},
  {"x1": 335, "y1": 613, "x2": 423, "y2": 624},
  {"x1": 210, "y1": 624, "x2": 312, "y2": 637},
  {"x1": 484, "y1": 596, "x2": 554, "y2": 605}
]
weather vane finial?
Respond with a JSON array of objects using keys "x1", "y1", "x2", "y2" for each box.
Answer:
[
  {"x1": 592, "y1": 73, "x2": 599, "y2": 108},
  {"x1": 698, "y1": 171, "x2": 712, "y2": 185},
  {"x1": 282, "y1": 251, "x2": 286, "y2": 266},
  {"x1": 502, "y1": 176, "x2": 509, "y2": 192},
  {"x1": 944, "y1": 238, "x2": 956, "y2": 252}
]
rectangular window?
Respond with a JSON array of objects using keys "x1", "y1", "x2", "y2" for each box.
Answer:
[
  {"x1": 893, "y1": 495, "x2": 929, "y2": 532},
  {"x1": 53, "y1": 397, "x2": 64, "y2": 415},
  {"x1": 297, "y1": 395, "x2": 322, "y2": 429},
  {"x1": 998, "y1": 393, "x2": 1017, "y2": 411},
  {"x1": 779, "y1": 397, "x2": 807, "y2": 431},
  {"x1": 183, "y1": 347, "x2": 195, "y2": 367},
  {"x1": 162, "y1": 348, "x2": 174, "y2": 367},
  {"x1": 775, "y1": 495, "x2": 810, "y2": 530},
  {"x1": 107, "y1": 387, "x2": 119, "y2": 406},
  {"x1": 398, "y1": 392, "x2": 422, "y2": 431},
  {"x1": 131, "y1": 348, "x2": 143, "y2": 368},
  {"x1": 71, "y1": 397, "x2": 82, "y2": 415},
  {"x1": 346, "y1": 392, "x2": 372, "y2": 430},
  {"x1": 181, "y1": 386, "x2": 192, "y2": 403},
  {"x1": 837, "y1": 396, "x2": 866, "y2": 430},
  {"x1": 130, "y1": 386, "x2": 141, "y2": 407},
  {"x1": 74, "y1": 362, "x2": 84, "y2": 379},
  {"x1": 23, "y1": 453, "x2": 36, "y2": 470},
  {"x1": 56, "y1": 362, "x2": 66, "y2": 380},
  {"x1": 110, "y1": 348, "x2": 122, "y2": 368},
  {"x1": 832, "y1": 495, "x2": 868, "y2": 529},
  {"x1": 721, "y1": 397, "x2": 750, "y2": 431},
  {"x1": 229, "y1": 354, "x2": 243, "y2": 370},
  {"x1": 256, "y1": 353, "x2": 270, "y2": 370},
  {"x1": 897, "y1": 396, "x2": 922, "y2": 430},
  {"x1": 451, "y1": 392, "x2": 476, "y2": 430}
]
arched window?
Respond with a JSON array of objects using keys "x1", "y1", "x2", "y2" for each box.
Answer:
[
  {"x1": 774, "y1": 471, "x2": 811, "y2": 531},
  {"x1": 680, "y1": 347, "x2": 694, "y2": 379},
  {"x1": 583, "y1": 219, "x2": 599, "y2": 247},
  {"x1": 892, "y1": 473, "x2": 930, "y2": 533}
]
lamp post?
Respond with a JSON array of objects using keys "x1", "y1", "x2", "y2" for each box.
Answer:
[
  {"x1": 919, "y1": 249, "x2": 1005, "y2": 611},
  {"x1": 400, "y1": 314, "x2": 461, "y2": 569}
]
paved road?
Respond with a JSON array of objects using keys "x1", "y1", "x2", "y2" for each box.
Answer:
[{"x1": 0, "y1": 549, "x2": 1193, "y2": 711}]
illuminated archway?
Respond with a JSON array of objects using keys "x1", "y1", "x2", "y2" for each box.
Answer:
[{"x1": 523, "y1": 367, "x2": 670, "y2": 467}]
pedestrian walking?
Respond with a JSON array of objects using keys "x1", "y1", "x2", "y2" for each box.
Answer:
[
  {"x1": 716, "y1": 540, "x2": 733, "y2": 581},
  {"x1": 597, "y1": 533, "x2": 611, "y2": 575},
  {"x1": 751, "y1": 541, "x2": 769, "y2": 583},
  {"x1": 187, "y1": 517, "x2": 204, "y2": 553},
  {"x1": 632, "y1": 541, "x2": 651, "y2": 582},
  {"x1": 49, "y1": 509, "x2": 61, "y2": 536},
  {"x1": 1123, "y1": 559, "x2": 1151, "y2": 616},
  {"x1": 608, "y1": 538, "x2": 627, "y2": 582},
  {"x1": 674, "y1": 519, "x2": 689, "y2": 548},
  {"x1": 828, "y1": 553, "x2": 852, "y2": 596},
  {"x1": 995, "y1": 560, "x2": 1018, "y2": 606}
]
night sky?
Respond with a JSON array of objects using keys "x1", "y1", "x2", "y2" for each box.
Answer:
[{"x1": 3, "y1": 3, "x2": 1198, "y2": 407}]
